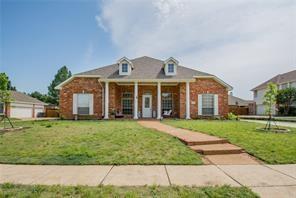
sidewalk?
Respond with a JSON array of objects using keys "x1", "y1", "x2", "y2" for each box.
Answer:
[
  {"x1": 1, "y1": 164, "x2": 296, "y2": 198},
  {"x1": 241, "y1": 119, "x2": 296, "y2": 128}
]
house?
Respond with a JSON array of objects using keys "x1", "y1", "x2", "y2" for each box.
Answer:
[
  {"x1": 251, "y1": 69, "x2": 296, "y2": 115},
  {"x1": 0, "y1": 91, "x2": 46, "y2": 118},
  {"x1": 228, "y1": 95, "x2": 255, "y2": 115},
  {"x1": 56, "y1": 56, "x2": 232, "y2": 119}
]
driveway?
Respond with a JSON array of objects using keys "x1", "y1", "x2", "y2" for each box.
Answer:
[{"x1": 241, "y1": 119, "x2": 296, "y2": 128}]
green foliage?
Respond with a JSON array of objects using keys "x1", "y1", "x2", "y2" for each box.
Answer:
[
  {"x1": 277, "y1": 87, "x2": 296, "y2": 116},
  {"x1": 263, "y1": 83, "x2": 278, "y2": 116},
  {"x1": 48, "y1": 66, "x2": 72, "y2": 105},
  {"x1": 227, "y1": 112, "x2": 239, "y2": 120},
  {"x1": 29, "y1": 91, "x2": 55, "y2": 104},
  {"x1": 7, "y1": 80, "x2": 16, "y2": 91},
  {"x1": 0, "y1": 73, "x2": 12, "y2": 104}
]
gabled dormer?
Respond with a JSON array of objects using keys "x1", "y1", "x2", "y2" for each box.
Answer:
[
  {"x1": 164, "y1": 57, "x2": 178, "y2": 76},
  {"x1": 118, "y1": 57, "x2": 133, "y2": 76}
]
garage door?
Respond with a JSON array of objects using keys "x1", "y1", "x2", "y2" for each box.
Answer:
[
  {"x1": 34, "y1": 107, "x2": 44, "y2": 117},
  {"x1": 10, "y1": 106, "x2": 33, "y2": 118}
]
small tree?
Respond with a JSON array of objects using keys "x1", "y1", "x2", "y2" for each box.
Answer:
[
  {"x1": 0, "y1": 73, "x2": 14, "y2": 128},
  {"x1": 277, "y1": 87, "x2": 296, "y2": 116},
  {"x1": 263, "y1": 83, "x2": 278, "y2": 130},
  {"x1": 48, "y1": 66, "x2": 72, "y2": 105}
]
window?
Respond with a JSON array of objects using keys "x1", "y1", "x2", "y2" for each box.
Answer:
[
  {"x1": 122, "y1": 63, "x2": 128, "y2": 73},
  {"x1": 281, "y1": 83, "x2": 288, "y2": 90},
  {"x1": 77, "y1": 94, "x2": 90, "y2": 115},
  {"x1": 122, "y1": 92, "x2": 133, "y2": 114},
  {"x1": 202, "y1": 94, "x2": 214, "y2": 115},
  {"x1": 168, "y1": 64, "x2": 174, "y2": 73},
  {"x1": 162, "y1": 93, "x2": 173, "y2": 112},
  {"x1": 254, "y1": 90, "x2": 257, "y2": 98},
  {"x1": 0, "y1": 103, "x2": 4, "y2": 115}
]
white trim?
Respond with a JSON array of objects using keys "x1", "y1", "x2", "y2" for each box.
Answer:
[
  {"x1": 117, "y1": 57, "x2": 134, "y2": 68},
  {"x1": 142, "y1": 94, "x2": 152, "y2": 118},
  {"x1": 104, "y1": 82, "x2": 109, "y2": 119},
  {"x1": 99, "y1": 79, "x2": 195, "y2": 83},
  {"x1": 157, "y1": 82, "x2": 162, "y2": 119},
  {"x1": 89, "y1": 94, "x2": 94, "y2": 115},
  {"x1": 73, "y1": 94, "x2": 77, "y2": 114},
  {"x1": 194, "y1": 76, "x2": 233, "y2": 91},
  {"x1": 185, "y1": 81, "x2": 191, "y2": 119},
  {"x1": 55, "y1": 75, "x2": 101, "y2": 90},
  {"x1": 198, "y1": 94, "x2": 202, "y2": 116},
  {"x1": 116, "y1": 82, "x2": 179, "y2": 86},
  {"x1": 214, "y1": 94, "x2": 219, "y2": 116},
  {"x1": 133, "y1": 82, "x2": 138, "y2": 119}
]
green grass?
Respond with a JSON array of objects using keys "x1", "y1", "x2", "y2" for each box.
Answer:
[
  {"x1": 163, "y1": 119, "x2": 296, "y2": 164},
  {"x1": 0, "y1": 184, "x2": 258, "y2": 198},
  {"x1": 0, "y1": 120, "x2": 201, "y2": 165}
]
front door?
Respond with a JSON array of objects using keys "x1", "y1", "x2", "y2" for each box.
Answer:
[{"x1": 142, "y1": 94, "x2": 152, "y2": 118}]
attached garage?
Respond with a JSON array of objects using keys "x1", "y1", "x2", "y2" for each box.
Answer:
[{"x1": 4, "y1": 91, "x2": 46, "y2": 119}]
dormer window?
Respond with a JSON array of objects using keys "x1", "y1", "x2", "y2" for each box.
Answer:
[
  {"x1": 118, "y1": 57, "x2": 133, "y2": 76},
  {"x1": 168, "y1": 64, "x2": 174, "y2": 73},
  {"x1": 122, "y1": 63, "x2": 128, "y2": 73},
  {"x1": 164, "y1": 57, "x2": 178, "y2": 76}
]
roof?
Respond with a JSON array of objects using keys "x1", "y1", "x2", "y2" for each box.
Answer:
[
  {"x1": 77, "y1": 56, "x2": 212, "y2": 80},
  {"x1": 251, "y1": 69, "x2": 296, "y2": 91},
  {"x1": 10, "y1": 91, "x2": 46, "y2": 105},
  {"x1": 228, "y1": 95, "x2": 254, "y2": 106},
  {"x1": 56, "y1": 56, "x2": 232, "y2": 90}
]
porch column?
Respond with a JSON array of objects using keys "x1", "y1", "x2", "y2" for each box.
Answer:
[
  {"x1": 186, "y1": 81, "x2": 191, "y2": 119},
  {"x1": 104, "y1": 81, "x2": 109, "y2": 119},
  {"x1": 157, "y1": 82, "x2": 162, "y2": 119},
  {"x1": 133, "y1": 82, "x2": 138, "y2": 119}
]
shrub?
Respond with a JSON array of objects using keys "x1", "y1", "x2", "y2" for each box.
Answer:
[{"x1": 227, "y1": 112, "x2": 239, "y2": 120}]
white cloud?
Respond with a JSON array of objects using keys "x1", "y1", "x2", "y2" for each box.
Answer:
[{"x1": 97, "y1": 0, "x2": 296, "y2": 99}]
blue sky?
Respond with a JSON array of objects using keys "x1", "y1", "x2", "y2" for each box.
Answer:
[{"x1": 1, "y1": 0, "x2": 295, "y2": 99}]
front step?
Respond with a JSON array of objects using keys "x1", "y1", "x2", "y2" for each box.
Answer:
[
  {"x1": 190, "y1": 143, "x2": 244, "y2": 155},
  {"x1": 184, "y1": 139, "x2": 229, "y2": 146}
]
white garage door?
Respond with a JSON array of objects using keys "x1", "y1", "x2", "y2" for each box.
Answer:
[{"x1": 11, "y1": 106, "x2": 33, "y2": 118}]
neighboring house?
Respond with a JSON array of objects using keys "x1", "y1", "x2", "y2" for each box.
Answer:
[
  {"x1": 251, "y1": 69, "x2": 296, "y2": 115},
  {"x1": 56, "y1": 56, "x2": 232, "y2": 119},
  {"x1": 0, "y1": 91, "x2": 46, "y2": 118},
  {"x1": 228, "y1": 95, "x2": 255, "y2": 115}
]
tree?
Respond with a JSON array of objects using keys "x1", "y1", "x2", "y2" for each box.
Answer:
[
  {"x1": 48, "y1": 66, "x2": 71, "y2": 105},
  {"x1": 277, "y1": 87, "x2": 296, "y2": 116},
  {"x1": 0, "y1": 73, "x2": 14, "y2": 128},
  {"x1": 30, "y1": 91, "x2": 47, "y2": 103},
  {"x1": 263, "y1": 83, "x2": 278, "y2": 130},
  {"x1": 7, "y1": 80, "x2": 16, "y2": 91}
]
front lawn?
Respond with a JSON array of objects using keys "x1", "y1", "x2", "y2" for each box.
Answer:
[
  {"x1": 0, "y1": 120, "x2": 201, "y2": 165},
  {"x1": 163, "y1": 120, "x2": 296, "y2": 164},
  {"x1": 0, "y1": 184, "x2": 258, "y2": 198}
]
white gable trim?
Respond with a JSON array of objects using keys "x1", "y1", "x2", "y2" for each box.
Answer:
[{"x1": 55, "y1": 75, "x2": 101, "y2": 90}]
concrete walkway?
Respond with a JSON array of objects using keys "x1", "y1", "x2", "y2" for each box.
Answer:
[
  {"x1": 1, "y1": 164, "x2": 296, "y2": 198},
  {"x1": 138, "y1": 120, "x2": 260, "y2": 165},
  {"x1": 241, "y1": 119, "x2": 296, "y2": 128}
]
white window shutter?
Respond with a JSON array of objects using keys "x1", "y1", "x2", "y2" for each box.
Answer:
[
  {"x1": 214, "y1": 94, "x2": 219, "y2": 115},
  {"x1": 73, "y1": 94, "x2": 78, "y2": 114},
  {"x1": 198, "y1": 94, "x2": 202, "y2": 115},
  {"x1": 89, "y1": 94, "x2": 94, "y2": 115}
]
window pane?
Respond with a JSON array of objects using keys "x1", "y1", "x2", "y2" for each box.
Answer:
[
  {"x1": 122, "y1": 63, "x2": 128, "y2": 72},
  {"x1": 122, "y1": 92, "x2": 133, "y2": 114},
  {"x1": 78, "y1": 94, "x2": 89, "y2": 107},
  {"x1": 162, "y1": 93, "x2": 173, "y2": 112},
  {"x1": 145, "y1": 97, "x2": 150, "y2": 108},
  {"x1": 78, "y1": 107, "x2": 89, "y2": 115},
  {"x1": 202, "y1": 94, "x2": 214, "y2": 115},
  {"x1": 168, "y1": 64, "x2": 174, "y2": 73},
  {"x1": 0, "y1": 103, "x2": 3, "y2": 114}
]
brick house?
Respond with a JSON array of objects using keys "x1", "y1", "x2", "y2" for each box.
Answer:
[{"x1": 56, "y1": 56, "x2": 232, "y2": 119}]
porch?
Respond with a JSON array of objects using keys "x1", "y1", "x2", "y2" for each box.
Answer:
[{"x1": 102, "y1": 81, "x2": 191, "y2": 119}]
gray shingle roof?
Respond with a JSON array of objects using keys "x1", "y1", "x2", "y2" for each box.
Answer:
[
  {"x1": 228, "y1": 95, "x2": 253, "y2": 106},
  {"x1": 251, "y1": 69, "x2": 296, "y2": 91},
  {"x1": 10, "y1": 91, "x2": 46, "y2": 105},
  {"x1": 77, "y1": 56, "x2": 213, "y2": 79}
]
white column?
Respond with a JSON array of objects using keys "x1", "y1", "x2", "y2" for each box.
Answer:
[
  {"x1": 104, "y1": 82, "x2": 109, "y2": 119},
  {"x1": 157, "y1": 82, "x2": 162, "y2": 119},
  {"x1": 133, "y1": 82, "x2": 138, "y2": 119},
  {"x1": 186, "y1": 81, "x2": 191, "y2": 119}
]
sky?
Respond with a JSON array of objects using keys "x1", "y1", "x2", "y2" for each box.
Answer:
[{"x1": 1, "y1": 0, "x2": 295, "y2": 99}]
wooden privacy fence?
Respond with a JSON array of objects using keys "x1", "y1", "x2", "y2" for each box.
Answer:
[
  {"x1": 229, "y1": 106, "x2": 249, "y2": 115},
  {"x1": 45, "y1": 109, "x2": 59, "y2": 117}
]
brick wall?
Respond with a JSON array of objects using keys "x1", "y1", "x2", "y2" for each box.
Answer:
[{"x1": 59, "y1": 77, "x2": 103, "y2": 119}]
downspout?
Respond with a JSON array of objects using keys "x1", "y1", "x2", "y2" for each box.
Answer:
[{"x1": 98, "y1": 79, "x2": 104, "y2": 118}]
